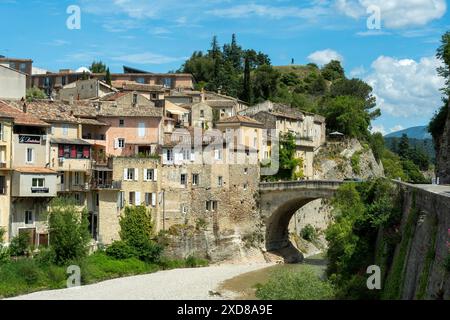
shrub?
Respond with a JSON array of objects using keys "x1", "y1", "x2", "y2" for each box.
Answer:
[
  {"x1": 9, "y1": 233, "x2": 31, "y2": 257},
  {"x1": 185, "y1": 255, "x2": 209, "y2": 268},
  {"x1": 351, "y1": 151, "x2": 362, "y2": 175},
  {"x1": 0, "y1": 228, "x2": 9, "y2": 264},
  {"x1": 119, "y1": 206, "x2": 163, "y2": 263},
  {"x1": 106, "y1": 241, "x2": 138, "y2": 260},
  {"x1": 300, "y1": 225, "x2": 317, "y2": 242},
  {"x1": 47, "y1": 198, "x2": 91, "y2": 265},
  {"x1": 256, "y1": 267, "x2": 335, "y2": 300},
  {"x1": 445, "y1": 255, "x2": 450, "y2": 272}
]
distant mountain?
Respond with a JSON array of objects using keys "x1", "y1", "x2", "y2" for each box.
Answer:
[
  {"x1": 384, "y1": 126, "x2": 435, "y2": 163},
  {"x1": 385, "y1": 126, "x2": 432, "y2": 140}
]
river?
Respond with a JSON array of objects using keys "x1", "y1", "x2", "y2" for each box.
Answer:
[{"x1": 217, "y1": 254, "x2": 327, "y2": 300}]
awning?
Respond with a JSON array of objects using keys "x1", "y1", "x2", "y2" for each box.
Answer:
[
  {"x1": 165, "y1": 101, "x2": 189, "y2": 116},
  {"x1": 51, "y1": 138, "x2": 92, "y2": 146},
  {"x1": 15, "y1": 167, "x2": 57, "y2": 174}
]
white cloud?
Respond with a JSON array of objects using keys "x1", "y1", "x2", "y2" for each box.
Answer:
[
  {"x1": 336, "y1": 0, "x2": 447, "y2": 29},
  {"x1": 207, "y1": 3, "x2": 328, "y2": 19},
  {"x1": 389, "y1": 125, "x2": 404, "y2": 133},
  {"x1": 349, "y1": 65, "x2": 366, "y2": 78},
  {"x1": 371, "y1": 124, "x2": 386, "y2": 135},
  {"x1": 365, "y1": 55, "x2": 445, "y2": 119},
  {"x1": 112, "y1": 52, "x2": 187, "y2": 65},
  {"x1": 307, "y1": 49, "x2": 343, "y2": 65}
]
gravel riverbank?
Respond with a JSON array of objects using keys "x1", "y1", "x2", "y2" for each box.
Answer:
[{"x1": 7, "y1": 263, "x2": 272, "y2": 300}]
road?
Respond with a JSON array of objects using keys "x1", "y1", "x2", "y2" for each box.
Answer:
[{"x1": 7, "y1": 263, "x2": 272, "y2": 300}]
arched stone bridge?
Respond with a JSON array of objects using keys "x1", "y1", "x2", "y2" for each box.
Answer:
[{"x1": 259, "y1": 180, "x2": 344, "y2": 262}]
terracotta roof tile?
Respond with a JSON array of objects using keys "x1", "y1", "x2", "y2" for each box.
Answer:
[{"x1": 0, "y1": 100, "x2": 50, "y2": 127}]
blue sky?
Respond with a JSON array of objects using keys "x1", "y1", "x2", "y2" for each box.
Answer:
[{"x1": 1, "y1": 0, "x2": 449, "y2": 134}]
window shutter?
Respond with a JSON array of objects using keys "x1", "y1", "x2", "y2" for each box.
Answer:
[
  {"x1": 135, "y1": 192, "x2": 141, "y2": 206},
  {"x1": 143, "y1": 169, "x2": 148, "y2": 181},
  {"x1": 58, "y1": 145, "x2": 64, "y2": 158},
  {"x1": 214, "y1": 149, "x2": 219, "y2": 160},
  {"x1": 114, "y1": 138, "x2": 119, "y2": 150},
  {"x1": 190, "y1": 151, "x2": 196, "y2": 162},
  {"x1": 151, "y1": 193, "x2": 156, "y2": 207},
  {"x1": 153, "y1": 169, "x2": 158, "y2": 181},
  {"x1": 123, "y1": 168, "x2": 128, "y2": 180},
  {"x1": 134, "y1": 168, "x2": 139, "y2": 181}
]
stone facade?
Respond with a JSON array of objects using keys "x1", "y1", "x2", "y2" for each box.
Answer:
[{"x1": 435, "y1": 102, "x2": 450, "y2": 184}]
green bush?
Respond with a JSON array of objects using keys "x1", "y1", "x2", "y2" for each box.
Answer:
[
  {"x1": 0, "y1": 228, "x2": 9, "y2": 264},
  {"x1": 106, "y1": 241, "x2": 138, "y2": 260},
  {"x1": 256, "y1": 267, "x2": 335, "y2": 300},
  {"x1": 444, "y1": 255, "x2": 450, "y2": 272},
  {"x1": 9, "y1": 233, "x2": 31, "y2": 257},
  {"x1": 300, "y1": 225, "x2": 317, "y2": 242},
  {"x1": 47, "y1": 198, "x2": 91, "y2": 265},
  {"x1": 119, "y1": 206, "x2": 163, "y2": 263},
  {"x1": 351, "y1": 152, "x2": 362, "y2": 175},
  {"x1": 185, "y1": 255, "x2": 209, "y2": 268}
]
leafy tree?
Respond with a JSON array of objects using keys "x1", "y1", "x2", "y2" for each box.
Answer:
[
  {"x1": 252, "y1": 65, "x2": 280, "y2": 102},
  {"x1": 105, "y1": 68, "x2": 112, "y2": 85},
  {"x1": 330, "y1": 78, "x2": 378, "y2": 117},
  {"x1": 321, "y1": 60, "x2": 345, "y2": 81},
  {"x1": 369, "y1": 132, "x2": 385, "y2": 162},
  {"x1": 436, "y1": 31, "x2": 450, "y2": 96},
  {"x1": 0, "y1": 228, "x2": 9, "y2": 264},
  {"x1": 277, "y1": 133, "x2": 303, "y2": 180},
  {"x1": 89, "y1": 61, "x2": 107, "y2": 73},
  {"x1": 319, "y1": 96, "x2": 371, "y2": 139},
  {"x1": 428, "y1": 101, "x2": 449, "y2": 143},
  {"x1": 26, "y1": 87, "x2": 46, "y2": 101},
  {"x1": 241, "y1": 53, "x2": 253, "y2": 104},
  {"x1": 118, "y1": 206, "x2": 163, "y2": 263},
  {"x1": 397, "y1": 134, "x2": 410, "y2": 159},
  {"x1": 8, "y1": 233, "x2": 31, "y2": 257},
  {"x1": 47, "y1": 198, "x2": 91, "y2": 265},
  {"x1": 223, "y1": 34, "x2": 242, "y2": 71}
]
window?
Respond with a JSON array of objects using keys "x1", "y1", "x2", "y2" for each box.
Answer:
[
  {"x1": 166, "y1": 149, "x2": 174, "y2": 162},
  {"x1": 129, "y1": 192, "x2": 135, "y2": 205},
  {"x1": 25, "y1": 211, "x2": 34, "y2": 225},
  {"x1": 74, "y1": 193, "x2": 81, "y2": 205},
  {"x1": 145, "y1": 169, "x2": 157, "y2": 181},
  {"x1": 192, "y1": 174, "x2": 199, "y2": 186},
  {"x1": 200, "y1": 110, "x2": 205, "y2": 118},
  {"x1": 117, "y1": 192, "x2": 125, "y2": 209},
  {"x1": 145, "y1": 193, "x2": 156, "y2": 207},
  {"x1": 126, "y1": 168, "x2": 135, "y2": 181},
  {"x1": 32, "y1": 178, "x2": 45, "y2": 188},
  {"x1": 151, "y1": 94, "x2": 157, "y2": 100},
  {"x1": 244, "y1": 168, "x2": 248, "y2": 175},
  {"x1": 62, "y1": 124, "x2": 69, "y2": 136},
  {"x1": 182, "y1": 148, "x2": 191, "y2": 161},
  {"x1": 136, "y1": 77, "x2": 145, "y2": 84},
  {"x1": 96, "y1": 193, "x2": 100, "y2": 206},
  {"x1": 138, "y1": 122, "x2": 146, "y2": 137},
  {"x1": 180, "y1": 174, "x2": 187, "y2": 186},
  {"x1": 163, "y1": 78, "x2": 172, "y2": 88},
  {"x1": 0, "y1": 123, "x2": 4, "y2": 141},
  {"x1": 118, "y1": 138, "x2": 125, "y2": 149},
  {"x1": 206, "y1": 201, "x2": 218, "y2": 212},
  {"x1": 218, "y1": 176, "x2": 223, "y2": 187},
  {"x1": 214, "y1": 149, "x2": 222, "y2": 160},
  {"x1": 26, "y1": 148, "x2": 34, "y2": 163},
  {"x1": 58, "y1": 145, "x2": 90, "y2": 159},
  {"x1": 0, "y1": 176, "x2": 6, "y2": 195},
  {"x1": 119, "y1": 119, "x2": 125, "y2": 127},
  {"x1": 74, "y1": 172, "x2": 81, "y2": 185},
  {"x1": 132, "y1": 93, "x2": 138, "y2": 105}
]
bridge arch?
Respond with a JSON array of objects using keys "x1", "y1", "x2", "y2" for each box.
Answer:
[{"x1": 259, "y1": 181, "x2": 342, "y2": 262}]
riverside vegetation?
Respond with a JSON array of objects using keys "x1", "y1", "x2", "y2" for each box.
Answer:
[{"x1": 0, "y1": 198, "x2": 207, "y2": 298}]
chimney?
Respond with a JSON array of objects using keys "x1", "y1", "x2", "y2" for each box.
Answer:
[
  {"x1": 22, "y1": 103, "x2": 27, "y2": 113},
  {"x1": 201, "y1": 88, "x2": 205, "y2": 102}
]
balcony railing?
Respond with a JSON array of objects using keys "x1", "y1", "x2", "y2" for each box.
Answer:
[
  {"x1": 91, "y1": 180, "x2": 122, "y2": 190},
  {"x1": 31, "y1": 187, "x2": 50, "y2": 194}
]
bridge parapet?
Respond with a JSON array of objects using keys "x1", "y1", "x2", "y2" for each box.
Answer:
[{"x1": 259, "y1": 180, "x2": 343, "y2": 191}]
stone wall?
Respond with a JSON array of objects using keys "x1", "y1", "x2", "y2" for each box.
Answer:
[
  {"x1": 435, "y1": 103, "x2": 450, "y2": 184},
  {"x1": 389, "y1": 182, "x2": 450, "y2": 299}
]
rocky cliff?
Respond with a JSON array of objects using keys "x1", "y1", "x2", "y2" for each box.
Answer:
[
  {"x1": 313, "y1": 138, "x2": 384, "y2": 180},
  {"x1": 435, "y1": 103, "x2": 450, "y2": 184}
]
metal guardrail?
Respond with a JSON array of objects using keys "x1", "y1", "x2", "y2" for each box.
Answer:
[{"x1": 259, "y1": 180, "x2": 344, "y2": 190}]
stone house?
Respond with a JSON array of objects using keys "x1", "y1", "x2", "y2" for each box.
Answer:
[
  {"x1": 0, "y1": 65, "x2": 26, "y2": 99},
  {"x1": 0, "y1": 57, "x2": 33, "y2": 88},
  {"x1": 58, "y1": 79, "x2": 117, "y2": 102}
]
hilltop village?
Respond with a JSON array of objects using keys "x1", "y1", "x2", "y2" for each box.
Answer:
[{"x1": 0, "y1": 57, "x2": 327, "y2": 256}]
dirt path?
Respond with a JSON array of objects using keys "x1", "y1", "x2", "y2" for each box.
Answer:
[{"x1": 7, "y1": 263, "x2": 272, "y2": 300}]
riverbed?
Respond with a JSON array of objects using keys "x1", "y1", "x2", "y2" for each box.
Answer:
[{"x1": 217, "y1": 254, "x2": 327, "y2": 300}]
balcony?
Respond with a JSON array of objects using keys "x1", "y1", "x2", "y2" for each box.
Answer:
[
  {"x1": 91, "y1": 180, "x2": 122, "y2": 190},
  {"x1": 58, "y1": 183, "x2": 90, "y2": 193},
  {"x1": 82, "y1": 134, "x2": 107, "y2": 147}
]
